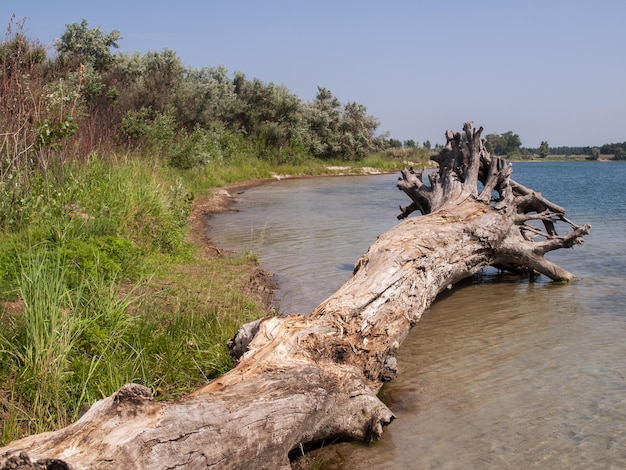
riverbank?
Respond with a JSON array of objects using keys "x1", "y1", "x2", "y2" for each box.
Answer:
[
  {"x1": 188, "y1": 171, "x2": 381, "y2": 304},
  {"x1": 0, "y1": 160, "x2": 279, "y2": 444},
  {"x1": 190, "y1": 166, "x2": 404, "y2": 307},
  {"x1": 0, "y1": 148, "x2": 418, "y2": 444},
  {"x1": 186, "y1": 184, "x2": 279, "y2": 309}
]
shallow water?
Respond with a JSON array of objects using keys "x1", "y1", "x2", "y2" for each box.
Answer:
[
  {"x1": 208, "y1": 162, "x2": 626, "y2": 469},
  {"x1": 208, "y1": 174, "x2": 402, "y2": 313}
]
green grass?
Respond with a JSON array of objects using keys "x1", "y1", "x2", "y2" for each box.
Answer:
[
  {"x1": 0, "y1": 154, "x2": 270, "y2": 444},
  {"x1": 1, "y1": 248, "x2": 135, "y2": 437},
  {"x1": 0, "y1": 248, "x2": 266, "y2": 442},
  {"x1": 0, "y1": 149, "x2": 410, "y2": 445}
]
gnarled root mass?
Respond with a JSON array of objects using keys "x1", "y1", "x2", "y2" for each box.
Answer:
[
  {"x1": 0, "y1": 122, "x2": 589, "y2": 470},
  {"x1": 397, "y1": 121, "x2": 590, "y2": 281}
]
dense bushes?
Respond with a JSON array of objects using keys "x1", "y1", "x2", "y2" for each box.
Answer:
[
  {"x1": 42, "y1": 18, "x2": 386, "y2": 166},
  {"x1": 1, "y1": 16, "x2": 391, "y2": 187}
]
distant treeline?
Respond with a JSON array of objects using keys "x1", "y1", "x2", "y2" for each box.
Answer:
[
  {"x1": 523, "y1": 143, "x2": 626, "y2": 159},
  {"x1": 598, "y1": 142, "x2": 626, "y2": 159}
]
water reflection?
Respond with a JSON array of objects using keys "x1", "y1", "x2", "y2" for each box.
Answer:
[{"x1": 208, "y1": 174, "x2": 402, "y2": 313}]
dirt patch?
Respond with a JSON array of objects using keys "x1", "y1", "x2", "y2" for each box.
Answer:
[
  {"x1": 0, "y1": 299, "x2": 24, "y2": 316},
  {"x1": 187, "y1": 192, "x2": 230, "y2": 258}
]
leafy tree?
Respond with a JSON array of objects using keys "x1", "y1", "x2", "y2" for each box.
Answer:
[
  {"x1": 232, "y1": 76, "x2": 304, "y2": 149},
  {"x1": 337, "y1": 101, "x2": 379, "y2": 160},
  {"x1": 302, "y1": 87, "x2": 342, "y2": 159},
  {"x1": 55, "y1": 19, "x2": 121, "y2": 71},
  {"x1": 134, "y1": 49, "x2": 184, "y2": 112},
  {"x1": 485, "y1": 131, "x2": 522, "y2": 156},
  {"x1": 502, "y1": 131, "x2": 522, "y2": 155},
  {"x1": 52, "y1": 19, "x2": 123, "y2": 121},
  {"x1": 172, "y1": 65, "x2": 238, "y2": 129},
  {"x1": 538, "y1": 141, "x2": 550, "y2": 158},
  {"x1": 299, "y1": 88, "x2": 381, "y2": 160}
]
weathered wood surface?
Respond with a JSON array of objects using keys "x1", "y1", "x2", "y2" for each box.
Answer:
[{"x1": 0, "y1": 122, "x2": 589, "y2": 469}]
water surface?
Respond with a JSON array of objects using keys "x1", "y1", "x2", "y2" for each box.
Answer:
[
  {"x1": 209, "y1": 174, "x2": 401, "y2": 313},
  {"x1": 208, "y1": 162, "x2": 626, "y2": 469}
]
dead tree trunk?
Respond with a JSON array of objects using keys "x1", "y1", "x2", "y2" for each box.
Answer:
[{"x1": 0, "y1": 122, "x2": 590, "y2": 470}]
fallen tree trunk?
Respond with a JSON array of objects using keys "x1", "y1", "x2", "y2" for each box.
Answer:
[{"x1": 0, "y1": 122, "x2": 590, "y2": 470}]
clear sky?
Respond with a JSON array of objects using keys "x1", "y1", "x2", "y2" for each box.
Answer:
[{"x1": 4, "y1": 0, "x2": 625, "y2": 147}]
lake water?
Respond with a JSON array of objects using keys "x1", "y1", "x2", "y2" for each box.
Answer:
[{"x1": 208, "y1": 162, "x2": 626, "y2": 469}]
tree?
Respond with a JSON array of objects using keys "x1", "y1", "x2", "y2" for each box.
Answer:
[
  {"x1": 133, "y1": 49, "x2": 185, "y2": 112},
  {"x1": 503, "y1": 131, "x2": 522, "y2": 154},
  {"x1": 485, "y1": 131, "x2": 522, "y2": 156},
  {"x1": 337, "y1": 101, "x2": 379, "y2": 160},
  {"x1": 171, "y1": 65, "x2": 238, "y2": 129},
  {"x1": 0, "y1": 122, "x2": 590, "y2": 470},
  {"x1": 301, "y1": 86, "x2": 342, "y2": 159},
  {"x1": 388, "y1": 138, "x2": 402, "y2": 148},
  {"x1": 539, "y1": 140, "x2": 550, "y2": 158},
  {"x1": 601, "y1": 142, "x2": 626, "y2": 160},
  {"x1": 55, "y1": 19, "x2": 121, "y2": 71}
]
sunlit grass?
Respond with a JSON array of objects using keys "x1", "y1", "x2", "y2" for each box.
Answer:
[
  {"x1": 0, "y1": 149, "x2": 407, "y2": 444},
  {"x1": 0, "y1": 155, "x2": 269, "y2": 443}
]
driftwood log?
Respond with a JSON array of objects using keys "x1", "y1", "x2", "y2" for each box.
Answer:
[{"x1": 0, "y1": 122, "x2": 590, "y2": 469}]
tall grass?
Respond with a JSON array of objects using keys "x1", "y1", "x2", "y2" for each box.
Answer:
[
  {"x1": 0, "y1": 246, "x2": 267, "y2": 443},
  {"x1": 0, "y1": 155, "x2": 271, "y2": 444},
  {"x1": 14, "y1": 250, "x2": 81, "y2": 432},
  {"x1": 0, "y1": 248, "x2": 136, "y2": 437}
]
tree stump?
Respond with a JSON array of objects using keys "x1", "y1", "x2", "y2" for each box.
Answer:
[{"x1": 0, "y1": 122, "x2": 590, "y2": 469}]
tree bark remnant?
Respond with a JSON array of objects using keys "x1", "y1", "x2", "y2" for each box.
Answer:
[{"x1": 0, "y1": 122, "x2": 590, "y2": 469}]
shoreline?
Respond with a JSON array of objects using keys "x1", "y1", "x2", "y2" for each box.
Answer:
[
  {"x1": 193, "y1": 167, "x2": 400, "y2": 243},
  {"x1": 186, "y1": 181, "x2": 280, "y2": 313},
  {"x1": 189, "y1": 169, "x2": 400, "y2": 313}
]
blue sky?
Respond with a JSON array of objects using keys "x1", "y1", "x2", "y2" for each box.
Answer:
[{"x1": 5, "y1": 0, "x2": 625, "y2": 147}]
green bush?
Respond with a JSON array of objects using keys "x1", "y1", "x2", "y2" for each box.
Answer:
[
  {"x1": 168, "y1": 127, "x2": 253, "y2": 169},
  {"x1": 168, "y1": 129, "x2": 211, "y2": 169},
  {"x1": 120, "y1": 108, "x2": 177, "y2": 155}
]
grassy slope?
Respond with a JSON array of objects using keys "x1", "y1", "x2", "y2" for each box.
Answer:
[{"x1": 0, "y1": 152, "x2": 409, "y2": 444}]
